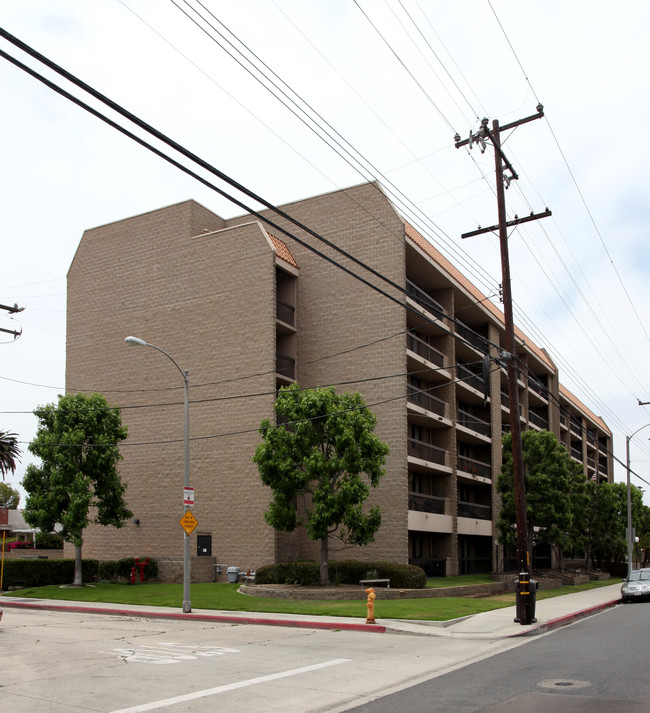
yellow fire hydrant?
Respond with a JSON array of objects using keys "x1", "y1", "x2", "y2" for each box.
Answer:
[{"x1": 365, "y1": 587, "x2": 376, "y2": 624}]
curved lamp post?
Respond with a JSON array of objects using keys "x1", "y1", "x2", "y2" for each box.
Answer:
[
  {"x1": 625, "y1": 423, "x2": 650, "y2": 577},
  {"x1": 125, "y1": 336, "x2": 191, "y2": 613}
]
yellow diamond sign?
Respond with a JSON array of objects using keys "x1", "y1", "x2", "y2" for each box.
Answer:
[{"x1": 180, "y1": 510, "x2": 198, "y2": 535}]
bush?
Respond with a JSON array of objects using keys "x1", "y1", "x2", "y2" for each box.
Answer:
[
  {"x1": 0, "y1": 558, "x2": 99, "y2": 589},
  {"x1": 107, "y1": 557, "x2": 159, "y2": 583},
  {"x1": 255, "y1": 559, "x2": 426, "y2": 589},
  {"x1": 35, "y1": 533, "x2": 64, "y2": 550}
]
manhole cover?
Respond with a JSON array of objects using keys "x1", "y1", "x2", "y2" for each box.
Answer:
[{"x1": 537, "y1": 679, "x2": 591, "y2": 691}]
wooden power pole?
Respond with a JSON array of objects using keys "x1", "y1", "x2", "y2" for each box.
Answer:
[{"x1": 455, "y1": 105, "x2": 550, "y2": 625}]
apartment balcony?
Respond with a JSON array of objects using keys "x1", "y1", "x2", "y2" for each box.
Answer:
[
  {"x1": 570, "y1": 445, "x2": 582, "y2": 462},
  {"x1": 457, "y1": 408, "x2": 491, "y2": 438},
  {"x1": 527, "y1": 374, "x2": 548, "y2": 402},
  {"x1": 406, "y1": 279, "x2": 445, "y2": 321},
  {"x1": 276, "y1": 299, "x2": 296, "y2": 330},
  {"x1": 456, "y1": 363, "x2": 486, "y2": 394},
  {"x1": 408, "y1": 492, "x2": 447, "y2": 515},
  {"x1": 455, "y1": 321, "x2": 489, "y2": 355},
  {"x1": 407, "y1": 385, "x2": 446, "y2": 418},
  {"x1": 407, "y1": 333, "x2": 445, "y2": 369},
  {"x1": 408, "y1": 438, "x2": 447, "y2": 468},
  {"x1": 458, "y1": 501, "x2": 492, "y2": 520},
  {"x1": 457, "y1": 455, "x2": 491, "y2": 480},
  {"x1": 569, "y1": 416, "x2": 582, "y2": 437},
  {"x1": 586, "y1": 431, "x2": 598, "y2": 450},
  {"x1": 529, "y1": 410, "x2": 549, "y2": 430},
  {"x1": 275, "y1": 353, "x2": 295, "y2": 383}
]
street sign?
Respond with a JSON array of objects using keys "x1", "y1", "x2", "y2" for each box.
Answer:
[
  {"x1": 180, "y1": 510, "x2": 198, "y2": 535},
  {"x1": 184, "y1": 487, "x2": 195, "y2": 506}
]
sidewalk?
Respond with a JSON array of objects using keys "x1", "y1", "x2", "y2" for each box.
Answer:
[{"x1": 0, "y1": 583, "x2": 622, "y2": 640}]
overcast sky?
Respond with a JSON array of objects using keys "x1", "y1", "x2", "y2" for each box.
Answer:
[{"x1": 2, "y1": 1, "x2": 650, "y2": 501}]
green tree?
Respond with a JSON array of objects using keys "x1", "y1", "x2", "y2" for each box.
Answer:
[
  {"x1": 0, "y1": 429, "x2": 21, "y2": 479},
  {"x1": 23, "y1": 392, "x2": 132, "y2": 586},
  {"x1": 0, "y1": 482, "x2": 20, "y2": 509},
  {"x1": 497, "y1": 429, "x2": 588, "y2": 571},
  {"x1": 253, "y1": 383, "x2": 389, "y2": 584}
]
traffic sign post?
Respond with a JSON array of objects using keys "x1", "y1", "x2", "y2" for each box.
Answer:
[{"x1": 180, "y1": 511, "x2": 198, "y2": 536}]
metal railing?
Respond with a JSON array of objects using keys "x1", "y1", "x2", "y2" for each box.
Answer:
[
  {"x1": 455, "y1": 321, "x2": 489, "y2": 354},
  {"x1": 276, "y1": 300, "x2": 295, "y2": 326},
  {"x1": 407, "y1": 438, "x2": 447, "y2": 466},
  {"x1": 457, "y1": 455, "x2": 491, "y2": 479},
  {"x1": 406, "y1": 279, "x2": 445, "y2": 320},
  {"x1": 408, "y1": 492, "x2": 446, "y2": 515},
  {"x1": 570, "y1": 446, "x2": 582, "y2": 461},
  {"x1": 276, "y1": 353, "x2": 295, "y2": 380},
  {"x1": 529, "y1": 410, "x2": 549, "y2": 430},
  {"x1": 456, "y1": 363, "x2": 485, "y2": 392},
  {"x1": 407, "y1": 333, "x2": 445, "y2": 368},
  {"x1": 407, "y1": 385, "x2": 446, "y2": 417},
  {"x1": 458, "y1": 501, "x2": 492, "y2": 520},
  {"x1": 457, "y1": 408, "x2": 491, "y2": 437}
]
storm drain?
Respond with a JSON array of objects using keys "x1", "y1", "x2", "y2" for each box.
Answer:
[{"x1": 537, "y1": 679, "x2": 591, "y2": 691}]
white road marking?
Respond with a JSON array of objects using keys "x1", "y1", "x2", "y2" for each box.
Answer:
[
  {"x1": 103, "y1": 643, "x2": 240, "y2": 664},
  {"x1": 108, "y1": 658, "x2": 351, "y2": 713}
]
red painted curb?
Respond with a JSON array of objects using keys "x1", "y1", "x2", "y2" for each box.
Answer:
[
  {"x1": 539, "y1": 599, "x2": 620, "y2": 633},
  {"x1": 0, "y1": 599, "x2": 386, "y2": 633}
]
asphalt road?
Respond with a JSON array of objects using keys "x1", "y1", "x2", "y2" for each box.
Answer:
[
  {"x1": 0, "y1": 604, "x2": 529, "y2": 713},
  {"x1": 343, "y1": 600, "x2": 650, "y2": 713}
]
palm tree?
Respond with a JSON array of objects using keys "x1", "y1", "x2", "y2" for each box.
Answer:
[{"x1": 0, "y1": 430, "x2": 21, "y2": 479}]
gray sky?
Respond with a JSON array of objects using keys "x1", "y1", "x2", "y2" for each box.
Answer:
[{"x1": 2, "y1": 1, "x2": 650, "y2": 501}]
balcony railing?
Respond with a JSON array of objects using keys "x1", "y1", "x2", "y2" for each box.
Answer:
[
  {"x1": 529, "y1": 411, "x2": 549, "y2": 430},
  {"x1": 276, "y1": 353, "x2": 295, "y2": 380},
  {"x1": 407, "y1": 385, "x2": 446, "y2": 417},
  {"x1": 455, "y1": 321, "x2": 489, "y2": 354},
  {"x1": 570, "y1": 446, "x2": 582, "y2": 461},
  {"x1": 457, "y1": 455, "x2": 491, "y2": 479},
  {"x1": 569, "y1": 416, "x2": 582, "y2": 436},
  {"x1": 408, "y1": 492, "x2": 446, "y2": 515},
  {"x1": 457, "y1": 408, "x2": 491, "y2": 437},
  {"x1": 407, "y1": 333, "x2": 445, "y2": 368},
  {"x1": 458, "y1": 501, "x2": 492, "y2": 520},
  {"x1": 408, "y1": 438, "x2": 446, "y2": 466},
  {"x1": 406, "y1": 280, "x2": 445, "y2": 320},
  {"x1": 276, "y1": 300, "x2": 295, "y2": 326},
  {"x1": 527, "y1": 374, "x2": 547, "y2": 399},
  {"x1": 456, "y1": 363, "x2": 485, "y2": 392}
]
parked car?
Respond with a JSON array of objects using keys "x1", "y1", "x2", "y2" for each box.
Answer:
[{"x1": 621, "y1": 568, "x2": 650, "y2": 602}]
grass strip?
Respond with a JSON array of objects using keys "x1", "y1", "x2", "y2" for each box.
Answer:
[{"x1": 2, "y1": 577, "x2": 621, "y2": 622}]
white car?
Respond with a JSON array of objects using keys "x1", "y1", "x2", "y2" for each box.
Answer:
[{"x1": 621, "y1": 568, "x2": 650, "y2": 602}]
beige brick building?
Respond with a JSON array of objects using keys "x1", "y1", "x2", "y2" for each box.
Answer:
[{"x1": 66, "y1": 182, "x2": 613, "y2": 580}]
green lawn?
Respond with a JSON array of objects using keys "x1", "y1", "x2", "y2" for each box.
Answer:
[{"x1": 2, "y1": 576, "x2": 622, "y2": 622}]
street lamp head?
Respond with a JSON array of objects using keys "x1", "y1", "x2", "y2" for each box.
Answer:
[{"x1": 125, "y1": 336, "x2": 147, "y2": 347}]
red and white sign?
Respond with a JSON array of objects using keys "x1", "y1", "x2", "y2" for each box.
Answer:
[{"x1": 183, "y1": 487, "x2": 195, "y2": 506}]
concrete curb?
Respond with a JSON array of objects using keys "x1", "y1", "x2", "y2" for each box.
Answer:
[
  {"x1": 531, "y1": 598, "x2": 621, "y2": 635},
  {"x1": 0, "y1": 599, "x2": 386, "y2": 633}
]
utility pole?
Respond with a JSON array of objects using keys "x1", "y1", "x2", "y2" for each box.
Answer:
[
  {"x1": 454, "y1": 105, "x2": 550, "y2": 625},
  {"x1": 0, "y1": 303, "x2": 24, "y2": 339}
]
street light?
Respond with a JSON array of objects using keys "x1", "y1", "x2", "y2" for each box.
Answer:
[
  {"x1": 625, "y1": 424, "x2": 650, "y2": 578},
  {"x1": 125, "y1": 336, "x2": 191, "y2": 613}
]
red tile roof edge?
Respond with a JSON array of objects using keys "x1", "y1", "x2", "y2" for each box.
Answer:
[{"x1": 268, "y1": 233, "x2": 299, "y2": 269}]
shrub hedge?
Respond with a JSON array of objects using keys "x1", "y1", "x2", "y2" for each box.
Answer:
[
  {"x1": 1, "y1": 558, "x2": 99, "y2": 589},
  {"x1": 255, "y1": 559, "x2": 426, "y2": 589}
]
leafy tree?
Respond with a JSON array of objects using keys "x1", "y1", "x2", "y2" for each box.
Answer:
[
  {"x1": 253, "y1": 383, "x2": 390, "y2": 584},
  {"x1": 0, "y1": 429, "x2": 21, "y2": 479},
  {"x1": 23, "y1": 392, "x2": 132, "y2": 586},
  {"x1": 0, "y1": 482, "x2": 20, "y2": 509},
  {"x1": 497, "y1": 429, "x2": 588, "y2": 571}
]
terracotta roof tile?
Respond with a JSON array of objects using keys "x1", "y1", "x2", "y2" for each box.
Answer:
[{"x1": 268, "y1": 233, "x2": 299, "y2": 269}]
